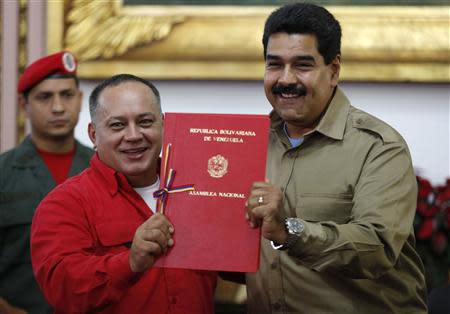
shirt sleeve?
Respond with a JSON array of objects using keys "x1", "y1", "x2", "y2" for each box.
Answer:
[
  {"x1": 30, "y1": 187, "x2": 139, "y2": 313},
  {"x1": 288, "y1": 140, "x2": 418, "y2": 279}
]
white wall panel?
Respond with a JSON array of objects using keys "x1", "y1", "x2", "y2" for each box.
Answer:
[{"x1": 76, "y1": 81, "x2": 450, "y2": 185}]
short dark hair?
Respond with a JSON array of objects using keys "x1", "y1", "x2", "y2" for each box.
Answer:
[
  {"x1": 89, "y1": 74, "x2": 161, "y2": 122},
  {"x1": 23, "y1": 73, "x2": 79, "y2": 100},
  {"x1": 262, "y1": 2, "x2": 341, "y2": 65}
]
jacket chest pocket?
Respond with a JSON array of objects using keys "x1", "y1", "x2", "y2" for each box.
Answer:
[
  {"x1": 94, "y1": 221, "x2": 139, "y2": 254},
  {"x1": 296, "y1": 193, "x2": 354, "y2": 224}
]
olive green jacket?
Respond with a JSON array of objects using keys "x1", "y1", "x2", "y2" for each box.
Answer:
[
  {"x1": 0, "y1": 136, "x2": 93, "y2": 313},
  {"x1": 246, "y1": 87, "x2": 427, "y2": 314}
]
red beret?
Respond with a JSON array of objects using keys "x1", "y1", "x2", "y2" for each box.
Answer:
[{"x1": 18, "y1": 51, "x2": 77, "y2": 93}]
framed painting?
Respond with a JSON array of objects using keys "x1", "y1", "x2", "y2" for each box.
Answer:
[{"x1": 47, "y1": 0, "x2": 449, "y2": 82}]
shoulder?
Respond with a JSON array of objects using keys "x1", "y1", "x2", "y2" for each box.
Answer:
[
  {"x1": 33, "y1": 170, "x2": 97, "y2": 232},
  {"x1": 0, "y1": 146, "x2": 19, "y2": 165},
  {"x1": 60, "y1": 167, "x2": 92, "y2": 193},
  {"x1": 40, "y1": 168, "x2": 92, "y2": 208},
  {"x1": 348, "y1": 106, "x2": 406, "y2": 145},
  {"x1": 75, "y1": 141, "x2": 95, "y2": 160},
  {"x1": 0, "y1": 140, "x2": 33, "y2": 169},
  {"x1": 73, "y1": 141, "x2": 94, "y2": 169},
  {"x1": 0, "y1": 148, "x2": 18, "y2": 188}
]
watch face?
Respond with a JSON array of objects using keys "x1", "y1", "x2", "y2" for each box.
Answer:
[{"x1": 286, "y1": 218, "x2": 304, "y2": 234}]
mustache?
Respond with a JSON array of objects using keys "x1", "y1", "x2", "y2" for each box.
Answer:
[{"x1": 272, "y1": 84, "x2": 307, "y2": 97}]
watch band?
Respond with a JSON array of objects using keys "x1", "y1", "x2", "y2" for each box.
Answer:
[{"x1": 271, "y1": 218, "x2": 304, "y2": 250}]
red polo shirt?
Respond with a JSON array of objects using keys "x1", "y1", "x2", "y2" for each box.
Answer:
[
  {"x1": 37, "y1": 147, "x2": 75, "y2": 184},
  {"x1": 31, "y1": 154, "x2": 217, "y2": 314}
]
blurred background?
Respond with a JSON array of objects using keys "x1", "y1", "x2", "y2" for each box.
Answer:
[{"x1": 1, "y1": 1, "x2": 449, "y2": 312}]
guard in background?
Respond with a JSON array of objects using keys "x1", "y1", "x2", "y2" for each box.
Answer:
[{"x1": 0, "y1": 51, "x2": 93, "y2": 313}]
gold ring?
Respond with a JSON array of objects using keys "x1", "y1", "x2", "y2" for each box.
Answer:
[{"x1": 258, "y1": 196, "x2": 264, "y2": 205}]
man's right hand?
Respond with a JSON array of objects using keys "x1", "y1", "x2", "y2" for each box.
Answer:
[{"x1": 129, "y1": 213, "x2": 174, "y2": 273}]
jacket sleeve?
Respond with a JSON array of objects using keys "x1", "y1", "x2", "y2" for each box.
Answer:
[
  {"x1": 287, "y1": 140, "x2": 418, "y2": 279},
  {"x1": 30, "y1": 187, "x2": 138, "y2": 313}
]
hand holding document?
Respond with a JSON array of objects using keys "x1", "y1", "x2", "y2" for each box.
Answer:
[{"x1": 154, "y1": 113, "x2": 269, "y2": 272}]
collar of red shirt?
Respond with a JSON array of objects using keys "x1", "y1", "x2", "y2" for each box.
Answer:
[{"x1": 89, "y1": 153, "x2": 161, "y2": 196}]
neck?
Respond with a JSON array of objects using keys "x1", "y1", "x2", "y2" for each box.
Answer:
[
  {"x1": 127, "y1": 171, "x2": 158, "y2": 188},
  {"x1": 31, "y1": 134, "x2": 76, "y2": 153},
  {"x1": 284, "y1": 123, "x2": 314, "y2": 138}
]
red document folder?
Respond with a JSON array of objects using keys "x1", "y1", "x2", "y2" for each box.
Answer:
[{"x1": 154, "y1": 113, "x2": 269, "y2": 272}]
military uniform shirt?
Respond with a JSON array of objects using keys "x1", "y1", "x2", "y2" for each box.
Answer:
[
  {"x1": 0, "y1": 136, "x2": 93, "y2": 313},
  {"x1": 246, "y1": 87, "x2": 427, "y2": 314}
]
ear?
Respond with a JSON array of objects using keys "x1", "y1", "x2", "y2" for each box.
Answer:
[
  {"x1": 77, "y1": 90, "x2": 84, "y2": 103},
  {"x1": 330, "y1": 54, "x2": 341, "y2": 87},
  {"x1": 88, "y1": 122, "x2": 96, "y2": 147},
  {"x1": 18, "y1": 94, "x2": 29, "y2": 117}
]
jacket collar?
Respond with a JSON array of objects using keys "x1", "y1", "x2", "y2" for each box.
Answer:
[
  {"x1": 12, "y1": 135, "x2": 92, "y2": 167},
  {"x1": 90, "y1": 153, "x2": 129, "y2": 196},
  {"x1": 270, "y1": 86, "x2": 350, "y2": 141},
  {"x1": 12, "y1": 135, "x2": 42, "y2": 167}
]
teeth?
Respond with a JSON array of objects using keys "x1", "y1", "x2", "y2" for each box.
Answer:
[
  {"x1": 125, "y1": 148, "x2": 145, "y2": 153},
  {"x1": 281, "y1": 93, "x2": 298, "y2": 98}
]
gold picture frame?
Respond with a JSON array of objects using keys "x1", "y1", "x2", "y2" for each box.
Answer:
[{"x1": 48, "y1": 1, "x2": 450, "y2": 82}]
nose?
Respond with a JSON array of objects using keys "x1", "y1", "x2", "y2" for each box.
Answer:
[
  {"x1": 278, "y1": 66, "x2": 296, "y2": 85},
  {"x1": 51, "y1": 95, "x2": 65, "y2": 113},
  {"x1": 124, "y1": 125, "x2": 143, "y2": 141}
]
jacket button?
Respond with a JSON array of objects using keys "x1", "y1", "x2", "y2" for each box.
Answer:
[
  {"x1": 271, "y1": 261, "x2": 278, "y2": 269},
  {"x1": 170, "y1": 296, "x2": 177, "y2": 304}
]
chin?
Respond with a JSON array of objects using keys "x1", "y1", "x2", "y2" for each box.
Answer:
[
  {"x1": 47, "y1": 131, "x2": 74, "y2": 141},
  {"x1": 125, "y1": 164, "x2": 155, "y2": 176},
  {"x1": 277, "y1": 110, "x2": 302, "y2": 121}
]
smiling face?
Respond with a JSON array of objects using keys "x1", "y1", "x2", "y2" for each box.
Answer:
[
  {"x1": 264, "y1": 32, "x2": 340, "y2": 137},
  {"x1": 21, "y1": 77, "x2": 82, "y2": 148},
  {"x1": 88, "y1": 81, "x2": 163, "y2": 187}
]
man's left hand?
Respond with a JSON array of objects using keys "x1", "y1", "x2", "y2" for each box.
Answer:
[{"x1": 245, "y1": 181, "x2": 288, "y2": 244}]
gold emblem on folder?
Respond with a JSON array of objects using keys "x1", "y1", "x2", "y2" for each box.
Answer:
[{"x1": 207, "y1": 155, "x2": 228, "y2": 178}]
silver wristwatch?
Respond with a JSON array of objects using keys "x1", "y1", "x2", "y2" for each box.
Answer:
[{"x1": 271, "y1": 218, "x2": 304, "y2": 250}]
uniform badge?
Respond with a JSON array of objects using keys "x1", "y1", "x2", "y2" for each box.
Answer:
[
  {"x1": 62, "y1": 52, "x2": 76, "y2": 72},
  {"x1": 207, "y1": 154, "x2": 228, "y2": 178}
]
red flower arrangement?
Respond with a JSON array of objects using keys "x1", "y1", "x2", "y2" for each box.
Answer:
[{"x1": 414, "y1": 176, "x2": 450, "y2": 290}]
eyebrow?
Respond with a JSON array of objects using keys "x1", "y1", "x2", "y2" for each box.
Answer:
[
  {"x1": 266, "y1": 54, "x2": 316, "y2": 63},
  {"x1": 108, "y1": 112, "x2": 157, "y2": 121},
  {"x1": 36, "y1": 88, "x2": 76, "y2": 95}
]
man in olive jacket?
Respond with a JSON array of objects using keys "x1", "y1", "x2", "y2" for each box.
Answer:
[
  {"x1": 0, "y1": 51, "x2": 93, "y2": 313},
  {"x1": 245, "y1": 3, "x2": 427, "y2": 314}
]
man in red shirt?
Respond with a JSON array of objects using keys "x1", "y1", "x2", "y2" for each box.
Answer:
[{"x1": 30, "y1": 74, "x2": 217, "y2": 313}]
